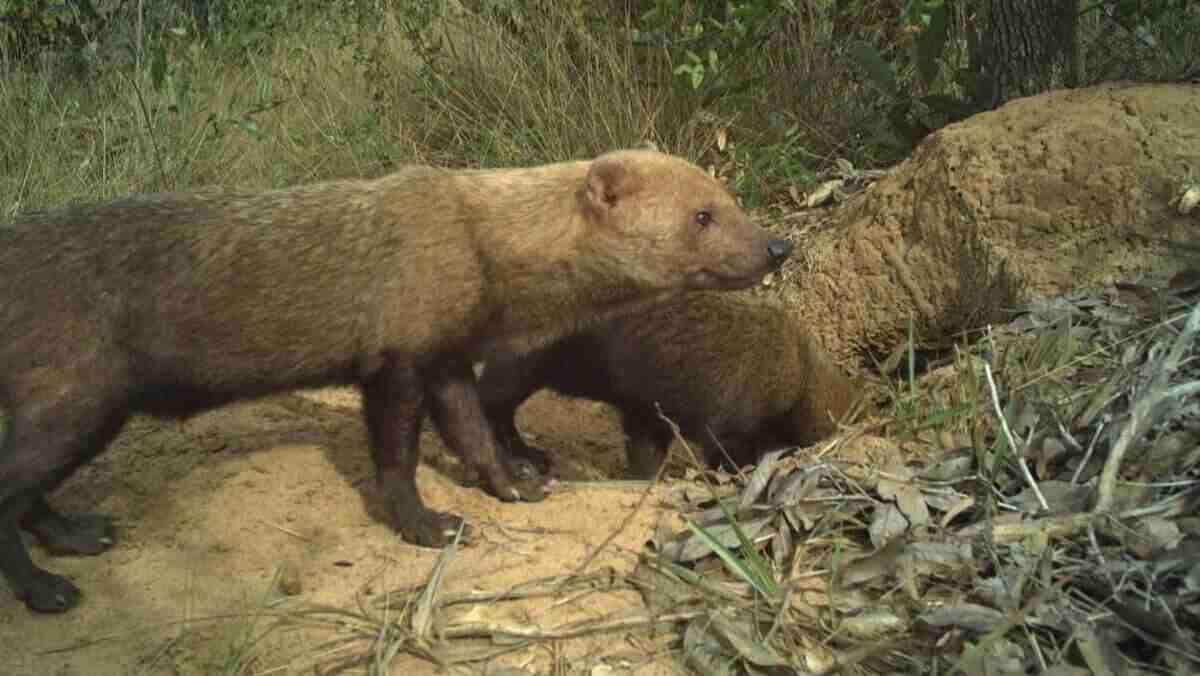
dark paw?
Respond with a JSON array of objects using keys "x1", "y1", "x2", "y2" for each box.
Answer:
[
  {"x1": 507, "y1": 443, "x2": 551, "y2": 477},
  {"x1": 26, "y1": 513, "x2": 116, "y2": 557},
  {"x1": 16, "y1": 569, "x2": 82, "y2": 613},
  {"x1": 505, "y1": 455, "x2": 543, "y2": 482},
  {"x1": 399, "y1": 510, "x2": 470, "y2": 548},
  {"x1": 494, "y1": 475, "x2": 550, "y2": 503}
]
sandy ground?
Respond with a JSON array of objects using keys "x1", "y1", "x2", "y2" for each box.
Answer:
[{"x1": 1, "y1": 388, "x2": 699, "y2": 675}]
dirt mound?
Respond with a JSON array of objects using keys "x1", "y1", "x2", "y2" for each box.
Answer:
[{"x1": 779, "y1": 82, "x2": 1200, "y2": 368}]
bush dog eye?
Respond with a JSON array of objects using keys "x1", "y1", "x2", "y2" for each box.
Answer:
[{"x1": 696, "y1": 210, "x2": 712, "y2": 227}]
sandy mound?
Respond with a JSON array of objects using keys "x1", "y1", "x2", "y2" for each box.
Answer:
[{"x1": 778, "y1": 82, "x2": 1200, "y2": 367}]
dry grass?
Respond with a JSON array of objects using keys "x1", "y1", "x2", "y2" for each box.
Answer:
[
  {"x1": 365, "y1": 3, "x2": 701, "y2": 168},
  {"x1": 0, "y1": 8, "x2": 439, "y2": 214},
  {"x1": 0, "y1": 1, "x2": 906, "y2": 217}
]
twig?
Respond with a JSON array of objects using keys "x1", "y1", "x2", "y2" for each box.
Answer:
[
  {"x1": 438, "y1": 609, "x2": 705, "y2": 641},
  {"x1": 983, "y1": 350, "x2": 1049, "y2": 511},
  {"x1": 39, "y1": 611, "x2": 287, "y2": 655},
  {"x1": 956, "y1": 512, "x2": 1096, "y2": 545},
  {"x1": 258, "y1": 519, "x2": 313, "y2": 542},
  {"x1": 389, "y1": 569, "x2": 625, "y2": 609},
  {"x1": 116, "y1": 68, "x2": 169, "y2": 191},
  {"x1": 411, "y1": 522, "x2": 463, "y2": 639},
  {"x1": 1056, "y1": 419, "x2": 1084, "y2": 453},
  {"x1": 1071, "y1": 415, "x2": 1107, "y2": 485},
  {"x1": 956, "y1": 483, "x2": 1199, "y2": 546},
  {"x1": 1116, "y1": 484, "x2": 1200, "y2": 519}
]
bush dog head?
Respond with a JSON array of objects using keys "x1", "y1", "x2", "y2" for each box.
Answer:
[{"x1": 578, "y1": 149, "x2": 792, "y2": 292}]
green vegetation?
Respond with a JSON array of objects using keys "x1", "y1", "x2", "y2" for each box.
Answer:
[{"x1": 5, "y1": 0, "x2": 1194, "y2": 216}]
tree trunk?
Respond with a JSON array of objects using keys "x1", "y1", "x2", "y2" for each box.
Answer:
[{"x1": 960, "y1": 0, "x2": 1080, "y2": 110}]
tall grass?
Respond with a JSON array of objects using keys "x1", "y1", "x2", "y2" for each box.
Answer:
[
  {"x1": 1, "y1": 7, "x2": 414, "y2": 214},
  {"x1": 0, "y1": 1, "x2": 899, "y2": 215},
  {"x1": 370, "y1": 2, "x2": 704, "y2": 167},
  {"x1": 3, "y1": 0, "x2": 1196, "y2": 216}
]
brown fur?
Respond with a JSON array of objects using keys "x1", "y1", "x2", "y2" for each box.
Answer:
[
  {"x1": 0, "y1": 149, "x2": 791, "y2": 613},
  {"x1": 479, "y1": 292, "x2": 858, "y2": 479}
]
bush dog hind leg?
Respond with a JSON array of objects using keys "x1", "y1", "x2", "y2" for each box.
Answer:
[
  {"x1": 0, "y1": 380, "x2": 128, "y2": 612},
  {"x1": 425, "y1": 358, "x2": 547, "y2": 502},
  {"x1": 478, "y1": 349, "x2": 567, "y2": 478}
]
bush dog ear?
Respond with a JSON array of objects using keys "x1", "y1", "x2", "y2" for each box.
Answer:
[{"x1": 585, "y1": 155, "x2": 642, "y2": 218}]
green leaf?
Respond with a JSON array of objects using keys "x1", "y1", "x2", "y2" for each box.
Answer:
[{"x1": 684, "y1": 519, "x2": 777, "y2": 597}]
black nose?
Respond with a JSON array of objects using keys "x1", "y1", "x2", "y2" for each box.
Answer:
[{"x1": 767, "y1": 238, "x2": 793, "y2": 263}]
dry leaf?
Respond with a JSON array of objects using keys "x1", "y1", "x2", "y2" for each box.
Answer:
[
  {"x1": 768, "y1": 465, "x2": 820, "y2": 504},
  {"x1": 1130, "y1": 517, "x2": 1183, "y2": 558},
  {"x1": 839, "y1": 536, "x2": 908, "y2": 587},
  {"x1": 1012, "y1": 480, "x2": 1092, "y2": 514},
  {"x1": 654, "y1": 515, "x2": 774, "y2": 563},
  {"x1": 878, "y1": 466, "x2": 929, "y2": 528},
  {"x1": 1036, "y1": 437, "x2": 1069, "y2": 477},
  {"x1": 840, "y1": 610, "x2": 908, "y2": 638},
  {"x1": 1076, "y1": 625, "x2": 1127, "y2": 676},
  {"x1": 920, "y1": 603, "x2": 1006, "y2": 633},
  {"x1": 683, "y1": 617, "x2": 734, "y2": 676},
  {"x1": 806, "y1": 179, "x2": 844, "y2": 208},
  {"x1": 901, "y1": 541, "x2": 974, "y2": 577},
  {"x1": 957, "y1": 638, "x2": 1026, "y2": 676},
  {"x1": 869, "y1": 502, "x2": 909, "y2": 548},
  {"x1": 922, "y1": 449, "x2": 976, "y2": 481},
  {"x1": 709, "y1": 609, "x2": 791, "y2": 667},
  {"x1": 800, "y1": 641, "x2": 837, "y2": 673},
  {"x1": 740, "y1": 449, "x2": 786, "y2": 509},
  {"x1": 787, "y1": 184, "x2": 804, "y2": 208},
  {"x1": 941, "y1": 494, "x2": 977, "y2": 526}
]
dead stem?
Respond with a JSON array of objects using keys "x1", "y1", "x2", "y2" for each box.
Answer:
[{"x1": 985, "y1": 326, "x2": 1049, "y2": 511}]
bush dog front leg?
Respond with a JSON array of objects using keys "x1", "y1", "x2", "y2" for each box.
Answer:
[{"x1": 362, "y1": 361, "x2": 466, "y2": 547}]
